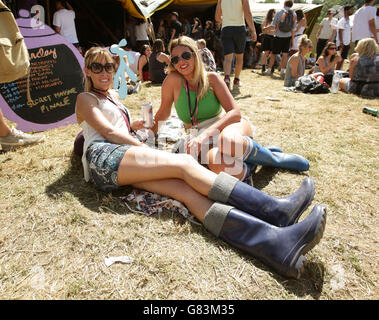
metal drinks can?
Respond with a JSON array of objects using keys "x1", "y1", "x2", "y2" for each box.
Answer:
[
  {"x1": 142, "y1": 103, "x2": 153, "y2": 128},
  {"x1": 362, "y1": 107, "x2": 378, "y2": 117}
]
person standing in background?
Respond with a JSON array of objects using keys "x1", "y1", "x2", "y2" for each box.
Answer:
[
  {"x1": 53, "y1": 1, "x2": 79, "y2": 48},
  {"x1": 352, "y1": 0, "x2": 378, "y2": 45},
  {"x1": 336, "y1": 5, "x2": 354, "y2": 70},
  {"x1": 191, "y1": 17, "x2": 204, "y2": 40},
  {"x1": 289, "y1": 9, "x2": 307, "y2": 56},
  {"x1": 215, "y1": 0, "x2": 257, "y2": 91},
  {"x1": 315, "y1": 9, "x2": 337, "y2": 59},
  {"x1": 168, "y1": 12, "x2": 182, "y2": 44},
  {"x1": 135, "y1": 18, "x2": 151, "y2": 52},
  {"x1": 263, "y1": 0, "x2": 297, "y2": 79},
  {"x1": 260, "y1": 9, "x2": 276, "y2": 74}
]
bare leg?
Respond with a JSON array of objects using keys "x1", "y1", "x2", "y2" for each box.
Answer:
[
  {"x1": 132, "y1": 178, "x2": 213, "y2": 222},
  {"x1": 206, "y1": 147, "x2": 245, "y2": 180},
  {"x1": 234, "y1": 53, "x2": 244, "y2": 79},
  {"x1": 206, "y1": 119, "x2": 253, "y2": 180},
  {"x1": 261, "y1": 51, "x2": 270, "y2": 66},
  {"x1": 217, "y1": 119, "x2": 252, "y2": 157},
  {"x1": 268, "y1": 52, "x2": 276, "y2": 69},
  {"x1": 0, "y1": 109, "x2": 11, "y2": 137},
  {"x1": 280, "y1": 52, "x2": 288, "y2": 70},
  {"x1": 223, "y1": 53, "x2": 234, "y2": 77},
  {"x1": 117, "y1": 147, "x2": 217, "y2": 196}
]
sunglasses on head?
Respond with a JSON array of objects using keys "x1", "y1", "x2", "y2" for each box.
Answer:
[
  {"x1": 88, "y1": 62, "x2": 115, "y2": 74},
  {"x1": 171, "y1": 51, "x2": 193, "y2": 65}
]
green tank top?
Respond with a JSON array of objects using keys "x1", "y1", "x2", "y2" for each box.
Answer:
[{"x1": 174, "y1": 77, "x2": 222, "y2": 125}]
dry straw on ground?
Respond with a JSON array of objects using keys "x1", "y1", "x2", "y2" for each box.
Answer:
[{"x1": 0, "y1": 69, "x2": 378, "y2": 299}]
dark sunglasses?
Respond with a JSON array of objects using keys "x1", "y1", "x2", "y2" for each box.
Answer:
[
  {"x1": 89, "y1": 62, "x2": 115, "y2": 74},
  {"x1": 171, "y1": 51, "x2": 193, "y2": 65},
  {"x1": 329, "y1": 47, "x2": 337, "y2": 50}
]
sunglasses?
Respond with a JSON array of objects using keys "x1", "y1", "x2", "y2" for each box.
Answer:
[
  {"x1": 88, "y1": 62, "x2": 115, "y2": 74},
  {"x1": 171, "y1": 51, "x2": 193, "y2": 65},
  {"x1": 329, "y1": 47, "x2": 337, "y2": 50}
]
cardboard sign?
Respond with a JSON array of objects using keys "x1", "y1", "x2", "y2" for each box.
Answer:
[{"x1": 0, "y1": 11, "x2": 84, "y2": 132}]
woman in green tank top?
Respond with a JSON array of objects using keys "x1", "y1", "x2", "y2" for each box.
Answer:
[{"x1": 133, "y1": 36, "x2": 310, "y2": 182}]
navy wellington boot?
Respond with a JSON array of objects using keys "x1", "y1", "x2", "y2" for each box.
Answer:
[
  {"x1": 208, "y1": 172, "x2": 315, "y2": 227},
  {"x1": 203, "y1": 203, "x2": 327, "y2": 279},
  {"x1": 244, "y1": 137, "x2": 309, "y2": 172}
]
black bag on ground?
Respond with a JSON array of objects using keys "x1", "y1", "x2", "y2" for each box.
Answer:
[{"x1": 295, "y1": 75, "x2": 330, "y2": 94}]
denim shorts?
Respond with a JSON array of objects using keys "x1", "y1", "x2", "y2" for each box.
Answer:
[
  {"x1": 221, "y1": 26, "x2": 246, "y2": 55},
  {"x1": 86, "y1": 141, "x2": 133, "y2": 191}
]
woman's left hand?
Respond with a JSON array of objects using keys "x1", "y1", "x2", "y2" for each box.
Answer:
[{"x1": 131, "y1": 119, "x2": 147, "y2": 131}]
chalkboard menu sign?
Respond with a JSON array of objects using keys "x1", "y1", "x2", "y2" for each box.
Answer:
[{"x1": 0, "y1": 13, "x2": 84, "y2": 132}]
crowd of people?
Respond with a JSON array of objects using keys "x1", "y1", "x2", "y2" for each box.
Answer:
[
  {"x1": 1, "y1": 0, "x2": 379, "y2": 280},
  {"x1": 99, "y1": 0, "x2": 378, "y2": 98}
]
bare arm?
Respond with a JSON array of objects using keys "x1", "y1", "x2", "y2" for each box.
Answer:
[
  {"x1": 150, "y1": 75, "x2": 176, "y2": 134},
  {"x1": 215, "y1": 0, "x2": 222, "y2": 24},
  {"x1": 317, "y1": 55, "x2": 340, "y2": 74},
  {"x1": 75, "y1": 93, "x2": 142, "y2": 146},
  {"x1": 138, "y1": 55, "x2": 148, "y2": 82},
  {"x1": 329, "y1": 29, "x2": 336, "y2": 42},
  {"x1": 368, "y1": 18, "x2": 378, "y2": 43},
  {"x1": 54, "y1": 26, "x2": 61, "y2": 34},
  {"x1": 316, "y1": 21, "x2": 323, "y2": 40},
  {"x1": 242, "y1": 0, "x2": 256, "y2": 42},
  {"x1": 156, "y1": 52, "x2": 170, "y2": 65},
  {"x1": 338, "y1": 29, "x2": 344, "y2": 51},
  {"x1": 349, "y1": 54, "x2": 359, "y2": 79}
]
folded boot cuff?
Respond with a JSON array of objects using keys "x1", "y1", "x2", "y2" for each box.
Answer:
[
  {"x1": 208, "y1": 172, "x2": 239, "y2": 203},
  {"x1": 203, "y1": 202, "x2": 233, "y2": 237}
]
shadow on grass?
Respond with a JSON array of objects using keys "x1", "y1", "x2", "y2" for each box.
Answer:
[
  {"x1": 45, "y1": 152, "x2": 325, "y2": 297},
  {"x1": 45, "y1": 152, "x2": 133, "y2": 214}
]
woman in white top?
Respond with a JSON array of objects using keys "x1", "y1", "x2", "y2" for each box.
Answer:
[
  {"x1": 289, "y1": 10, "x2": 307, "y2": 56},
  {"x1": 74, "y1": 46, "x2": 326, "y2": 280}
]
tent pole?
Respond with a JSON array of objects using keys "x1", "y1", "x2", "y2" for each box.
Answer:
[
  {"x1": 147, "y1": 17, "x2": 156, "y2": 42},
  {"x1": 46, "y1": 0, "x2": 51, "y2": 26}
]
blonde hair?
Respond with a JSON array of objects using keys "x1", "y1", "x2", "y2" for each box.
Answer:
[
  {"x1": 83, "y1": 47, "x2": 114, "y2": 92},
  {"x1": 298, "y1": 35, "x2": 312, "y2": 54},
  {"x1": 168, "y1": 36, "x2": 209, "y2": 100},
  {"x1": 355, "y1": 38, "x2": 379, "y2": 59}
]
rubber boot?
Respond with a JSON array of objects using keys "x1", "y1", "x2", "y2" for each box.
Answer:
[
  {"x1": 208, "y1": 172, "x2": 315, "y2": 227},
  {"x1": 244, "y1": 137, "x2": 309, "y2": 172},
  {"x1": 203, "y1": 203, "x2": 327, "y2": 279}
]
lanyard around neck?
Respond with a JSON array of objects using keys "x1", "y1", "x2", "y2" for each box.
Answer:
[
  {"x1": 184, "y1": 79, "x2": 199, "y2": 126},
  {"x1": 91, "y1": 88, "x2": 131, "y2": 132}
]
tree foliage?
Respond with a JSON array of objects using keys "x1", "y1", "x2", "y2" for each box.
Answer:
[{"x1": 315, "y1": 0, "x2": 367, "y2": 23}]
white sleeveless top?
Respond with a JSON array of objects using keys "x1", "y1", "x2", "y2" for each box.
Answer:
[
  {"x1": 77, "y1": 91, "x2": 131, "y2": 182},
  {"x1": 221, "y1": 0, "x2": 245, "y2": 28}
]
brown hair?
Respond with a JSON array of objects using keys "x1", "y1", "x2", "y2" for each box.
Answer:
[
  {"x1": 152, "y1": 39, "x2": 165, "y2": 53},
  {"x1": 320, "y1": 42, "x2": 337, "y2": 58}
]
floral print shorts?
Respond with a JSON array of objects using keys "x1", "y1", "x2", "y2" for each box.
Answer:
[{"x1": 86, "y1": 141, "x2": 132, "y2": 191}]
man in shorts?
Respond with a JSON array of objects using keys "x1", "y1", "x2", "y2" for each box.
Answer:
[
  {"x1": 215, "y1": 0, "x2": 257, "y2": 90},
  {"x1": 336, "y1": 5, "x2": 355, "y2": 70},
  {"x1": 264, "y1": 0, "x2": 296, "y2": 79}
]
